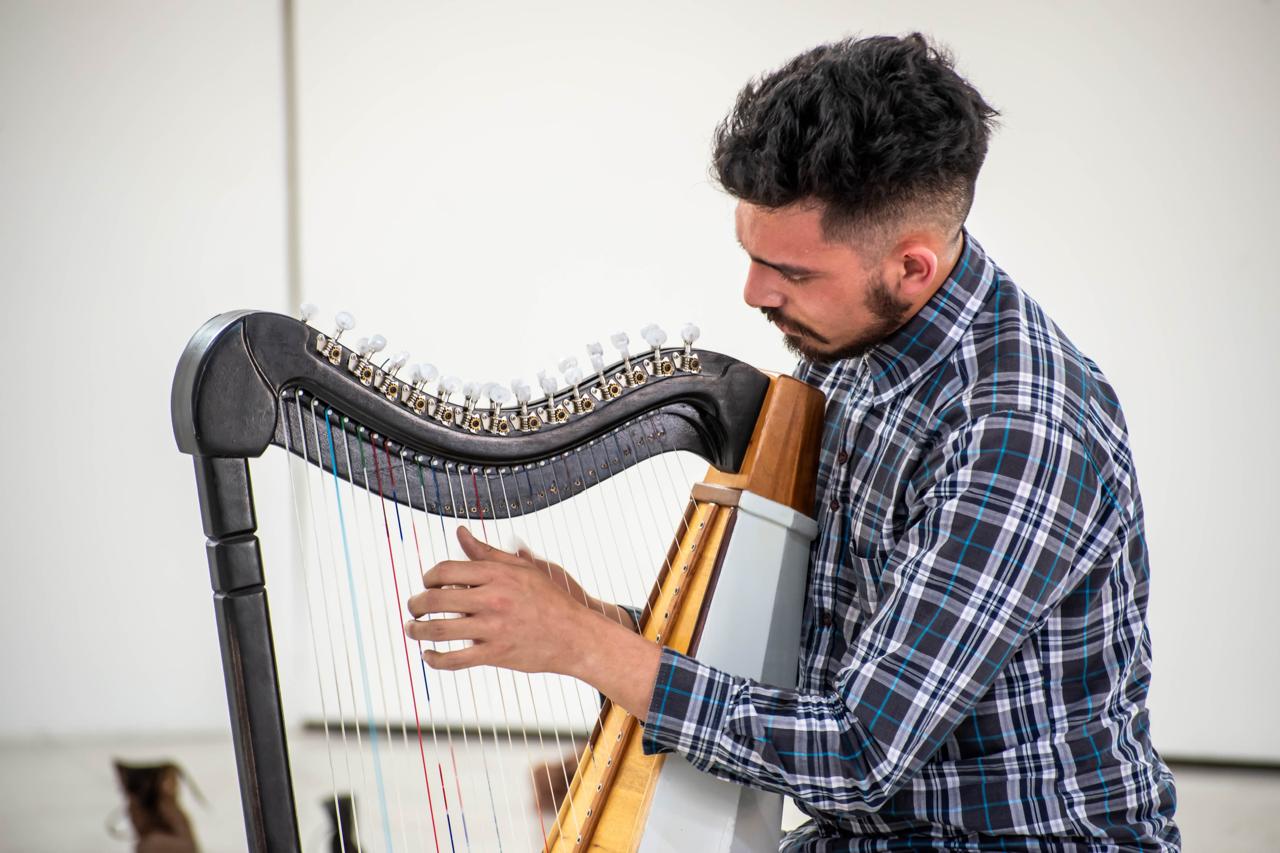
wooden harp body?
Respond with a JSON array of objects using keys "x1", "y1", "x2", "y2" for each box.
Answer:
[{"x1": 172, "y1": 310, "x2": 824, "y2": 852}]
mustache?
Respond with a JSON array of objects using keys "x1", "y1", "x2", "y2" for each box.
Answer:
[{"x1": 760, "y1": 308, "x2": 830, "y2": 344}]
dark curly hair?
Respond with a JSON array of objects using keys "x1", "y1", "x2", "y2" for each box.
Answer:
[{"x1": 713, "y1": 34, "x2": 998, "y2": 245}]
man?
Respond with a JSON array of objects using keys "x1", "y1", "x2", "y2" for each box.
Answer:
[{"x1": 406, "y1": 33, "x2": 1179, "y2": 850}]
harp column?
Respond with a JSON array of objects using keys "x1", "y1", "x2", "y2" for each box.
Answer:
[{"x1": 194, "y1": 454, "x2": 301, "y2": 852}]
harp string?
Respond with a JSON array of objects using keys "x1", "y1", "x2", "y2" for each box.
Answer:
[
  {"x1": 446, "y1": 464, "x2": 522, "y2": 850},
  {"x1": 322, "y1": 408, "x2": 395, "y2": 850},
  {"x1": 350, "y1": 433, "x2": 434, "y2": 853},
  {"x1": 302, "y1": 397, "x2": 365, "y2": 848},
  {"x1": 282, "y1": 394, "x2": 348, "y2": 853},
  {"x1": 395, "y1": 453, "x2": 468, "y2": 853},
  {"x1": 537, "y1": 456, "x2": 627, "y2": 844},
  {"x1": 471, "y1": 469, "x2": 561, "y2": 852},
  {"x1": 436, "y1": 465, "x2": 502, "y2": 849},
  {"x1": 381, "y1": 445, "x2": 468, "y2": 850},
  {"x1": 493, "y1": 468, "x2": 576, "y2": 849},
  {"x1": 422, "y1": 466, "x2": 477, "y2": 851},
  {"x1": 339, "y1": 429, "x2": 409, "y2": 853},
  {"x1": 516, "y1": 464, "x2": 607, "y2": 843}
]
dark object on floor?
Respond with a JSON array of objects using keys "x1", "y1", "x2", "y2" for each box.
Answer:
[
  {"x1": 533, "y1": 749, "x2": 581, "y2": 815},
  {"x1": 110, "y1": 760, "x2": 200, "y2": 852},
  {"x1": 323, "y1": 792, "x2": 360, "y2": 853}
]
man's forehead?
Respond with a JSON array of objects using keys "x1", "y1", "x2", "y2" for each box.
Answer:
[{"x1": 735, "y1": 201, "x2": 841, "y2": 258}]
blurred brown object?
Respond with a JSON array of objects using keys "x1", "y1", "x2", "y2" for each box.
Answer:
[
  {"x1": 532, "y1": 749, "x2": 581, "y2": 815},
  {"x1": 110, "y1": 760, "x2": 201, "y2": 852}
]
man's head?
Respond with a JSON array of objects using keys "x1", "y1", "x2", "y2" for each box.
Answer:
[{"x1": 715, "y1": 34, "x2": 998, "y2": 362}]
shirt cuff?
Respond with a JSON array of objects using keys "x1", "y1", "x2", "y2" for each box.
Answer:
[{"x1": 641, "y1": 647, "x2": 740, "y2": 757}]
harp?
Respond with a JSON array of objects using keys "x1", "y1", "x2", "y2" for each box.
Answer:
[{"x1": 172, "y1": 309, "x2": 823, "y2": 852}]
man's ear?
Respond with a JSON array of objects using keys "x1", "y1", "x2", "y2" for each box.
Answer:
[{"x1": 896, "y1": 244, "x2": 939, "y2": 301}]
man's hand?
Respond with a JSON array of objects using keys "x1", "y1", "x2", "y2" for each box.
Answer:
[{"x1": 404, "y1": 527, "x2": 660, "y2": 716}]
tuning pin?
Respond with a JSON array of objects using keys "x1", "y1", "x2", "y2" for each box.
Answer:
[
  {"x1": 367, "y1": 334, "x2": 387, "y2": 355},
  {"x1": 333, "y1": 311, "x2": 355, "y2": 342},
  {"x1": 355, "y1": 336, "x2": 372, "y2": 356},
  {"x1": 300, "y1": 303, "x2": 318, "y2": 324},
  {"x1": 486, "y1": 384, "x2": 512, "y2": 424},
  {"x1": 439, "y1": 375, "x2": 461, "y2": 402},
  {"x1": 640, "y1": 323, "x2": 671, "y2": 376},
  {"x1": 678, "y1": 323, "x2": 702, "y2": 372},
  {"x1": 611, "y1": 331, "x2": 637, "y2": 378},
  {"x1": 404, "y1": 364, "x2": 421, "y2": 385},
  {"x1": 537, "y1": 369, "x2": 560, "y2": 408},
  {"x1": 586, "y1": 342, "x2": 605, "y2": 372},
  {"x1": 387, "y1": 350, "x2": 410, "y2": 375},
  {"x1": 640, "y1": 323, "x2": 667, "y2": 348},
  {"x1": 510, "y1": 379, "x2": 539, "y2": 431},
  {"x1": 417, "y1": 362, "x2": 439, "y2": 390},
  {"x1": 462, "y1": 380, "x2": 481, "y2": 408},
  {"x1": 537, "y1": 369, "x2": 558, "y2": 401}
]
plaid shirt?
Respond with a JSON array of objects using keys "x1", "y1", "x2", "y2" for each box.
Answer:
[{"x1": 641, "y1": 233, "x2": 1179, "y2": 851}]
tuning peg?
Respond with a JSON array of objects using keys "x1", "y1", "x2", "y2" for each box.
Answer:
[
  {"x1": 586, "y1": 342, "x2": 605, "y2": 372},
  {"x1": 439, "y1": 375, "x2": 461, "y2": 401},
  {"x1": 681, "y1": 323, "x2": 700, "y2": 345},
  {"x1": 511, "y1": 378, "x2": 531, "y2": 405},
  {"x1": 611, "y1": 331, "x2": 637, "y2": 378},
  {"x1": 487, "y1": 384, "x2": 511, "y2": 407},
  {"x1": 333, "y1": 310, "x2": 355, "y2": 342},
  {"x1": 367, "y1": 334, "x2": 387, "y2": 355},
  {"x1": 387, "y1": 350, "x2": 410, "y2": 375},
  {"x1": 355, "y1": 336, "x2": 372, "y2": 356},
  {"x1": 404, "y1": 364, "x2": 421, "y2": 385},
  {"x1": 462, "y1": 380, "x2": 481, "y2": 406},
  {"x1": 640, "y1": 323, "x2": 667, "y2": 348},
  {"x1": 300, "y1": 303, "x2": 318, "y2": 323},
  {"x1": 417, "y1": 363, "x2": 439, "y2": 390},
  {"x1": 537, "y1": 369, "x2": 558, "y2": 401}
]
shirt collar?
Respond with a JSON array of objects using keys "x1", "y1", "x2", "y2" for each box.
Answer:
[{"x1": 815, "y1": 230, "x2": 995, "y2": 405}]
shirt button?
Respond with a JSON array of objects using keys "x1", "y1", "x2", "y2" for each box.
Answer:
[
  {"x1": 836, "y1": 449, "x2": 849, "y2": 465},
  {"x1": 829, "y1": 497, "x2": 840, "y2": 512},
  {"x1": 819, "y1": 611, "x2": 834, "y2": 628}
]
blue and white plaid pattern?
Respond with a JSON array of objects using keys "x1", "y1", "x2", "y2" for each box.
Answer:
[{"x1": 642, "y1": 233, "x2": 1179, "y2": 851}]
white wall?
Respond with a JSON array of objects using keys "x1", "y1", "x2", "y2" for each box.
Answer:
[
  {"x1": 3, "y1": 0, "x2": 1276, "y2": 763},
  {"x1": 0, "y1": 1, "x2": 292, "y2": 735}
]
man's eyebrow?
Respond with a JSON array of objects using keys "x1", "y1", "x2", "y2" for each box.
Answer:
[{"x1": 735, "y1": 235, "x2": 819, "y2": 278}]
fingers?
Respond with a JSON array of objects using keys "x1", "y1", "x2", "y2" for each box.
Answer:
[
  {"x1": 422, "y1": 642, "x2": 488, "y2": 672},
  {"x1": 406, "y1": 587, "x2": 473, "y2": 618},
  {"x1": 422, "y1": 560, "x2": 491, "y2": 589},
  {"x1": 456, "y1": 525, "x2": 527, "y2": 565},
  {"x1": 404, "y1": 614, "x2": 479, "y2": 644}
]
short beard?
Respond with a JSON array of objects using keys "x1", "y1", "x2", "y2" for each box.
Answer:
[{"x1": 763, "y1": 274, "x2": 913, "y2": 365}]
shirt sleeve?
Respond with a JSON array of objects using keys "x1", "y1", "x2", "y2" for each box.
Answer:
[{"x1": 641, "y1": 410, "x2": 1117, "y2": 813}]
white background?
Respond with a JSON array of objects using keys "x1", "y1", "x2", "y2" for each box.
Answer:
[{"x1": 2, "y1": 0, "x2": 1277, "y2": 763}]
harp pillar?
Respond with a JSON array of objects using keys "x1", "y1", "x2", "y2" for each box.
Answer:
[{"x1": 195, "y1": 455, "x2": 301, "y2": 852}]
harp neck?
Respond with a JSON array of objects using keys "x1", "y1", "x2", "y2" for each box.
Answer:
[{"x1": 701, "y1": 374, "x2": 825, "y2": 516}]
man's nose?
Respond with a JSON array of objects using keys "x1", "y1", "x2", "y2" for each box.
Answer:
[{"x1": 742, "y1": 265, "x2": 784, "y2": 310}]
